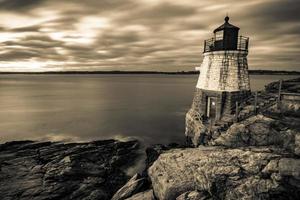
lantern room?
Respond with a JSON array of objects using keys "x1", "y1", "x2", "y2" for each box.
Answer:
[{"x1": 204, "y1": 16, "x2": 249, "y2": 52}]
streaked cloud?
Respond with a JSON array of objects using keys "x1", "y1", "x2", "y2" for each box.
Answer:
[{"x1": 0, "y1": 0, "x2": 299, "y2": 71}]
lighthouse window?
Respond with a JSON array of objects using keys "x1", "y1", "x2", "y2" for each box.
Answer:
[{"x1": 215, "y1": 30, "x2": 223, "y2": 40}]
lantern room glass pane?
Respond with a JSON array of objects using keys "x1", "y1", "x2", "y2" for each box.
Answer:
[{"x1": 215, "y1": 30, "x2": 223, "y2": 40}]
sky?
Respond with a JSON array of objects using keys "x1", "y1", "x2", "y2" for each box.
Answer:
[{"x1": 0, "y1": 0, "x2": 299, "y2": 72}]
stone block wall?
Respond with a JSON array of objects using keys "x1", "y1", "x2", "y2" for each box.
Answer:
[
  {"x1": 222, "y1": 90, "x2": 251, "y2": 114},
  {"x1": 196, "y1": 50, "x2": 250, "y2": 92},
  {"x1": 189, "y1": 89, "x2": 250, "y2": 120}
]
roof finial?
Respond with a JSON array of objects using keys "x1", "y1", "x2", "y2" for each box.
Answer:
[{"x1": 225, "y1": 13, "x2": 229, "y2": 23}]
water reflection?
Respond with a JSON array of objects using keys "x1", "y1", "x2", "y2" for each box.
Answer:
[{"x1": 0, "y1": 74, "x2": 298, "y2": 145}]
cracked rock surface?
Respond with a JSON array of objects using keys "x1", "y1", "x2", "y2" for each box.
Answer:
[
  {"x1": 213, "y1": 115, "x2": 299, "y2": 152},
  {"x1": 0, "y1": 139, "x2": 139, "y2": 200},
  {"x1": 148, "y1": 147, "x2": 300, "y2": 200}
]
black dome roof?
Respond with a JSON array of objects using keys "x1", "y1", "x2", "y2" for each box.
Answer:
[{"x1": 213, "y1": 16, "x2": 239, "y2": 33}]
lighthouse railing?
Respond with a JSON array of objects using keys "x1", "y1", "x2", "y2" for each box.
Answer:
[{"x1": 203, "y1": 36, "x2": 249, "y2": 53}]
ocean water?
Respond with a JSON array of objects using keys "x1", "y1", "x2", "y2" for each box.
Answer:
[{"x1": 0, "y1": 74, "x2": 298, "y2": 145}]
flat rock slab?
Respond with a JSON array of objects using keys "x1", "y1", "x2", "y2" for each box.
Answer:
[
  {"x1": 148, "y1": 147, "x2": 300, "y2": 200},
  {"x1": 0, "y1": 140, "x2": 139, "y2": 200}
]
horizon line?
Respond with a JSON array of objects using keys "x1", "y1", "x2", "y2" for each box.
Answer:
[{"x1": 0, "y1": 70, "x2": 300, "y2": 75}]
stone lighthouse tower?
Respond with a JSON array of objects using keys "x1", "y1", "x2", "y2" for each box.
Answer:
[{"x1": 185, "y1": 16, "x2": 250, "y2": 146}]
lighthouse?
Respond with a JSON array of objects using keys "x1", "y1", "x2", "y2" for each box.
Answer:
[{"x1": 185, "y1": 16, "x2": 251, "y2": 146}]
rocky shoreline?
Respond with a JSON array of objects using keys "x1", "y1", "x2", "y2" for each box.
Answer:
[
  {"x1": 111, "y1": 78, "x2": 300, "y2": 200},
  {"x1": 1, "y1": 78, "x2": 299, "y2": 200},
  {"x1": 0, "y1": 140, "x2": 140, "y2": 200}
]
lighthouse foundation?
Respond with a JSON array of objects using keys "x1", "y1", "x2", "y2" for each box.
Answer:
[{"x1": 191, "y1": 88, "x2": 251, "y2": 121}]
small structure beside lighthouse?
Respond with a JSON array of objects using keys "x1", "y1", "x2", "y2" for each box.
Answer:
[{"x1": 185, "y1": 16, "x2": 251, "y2": 146}]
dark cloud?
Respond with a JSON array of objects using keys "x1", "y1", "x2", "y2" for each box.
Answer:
[
  {"x1": 114, "y1": 2, "x2": 198, "y2": 28},
  {"x1": 3, "y1": 35, "x2": 63, "y2": 49},
  {"x1": 0, "y1": 0, "x2": 44, "y2": 10},
  {"x1": 0, "y1": 50, "x2": 36, "y2": 61},
  {"x1": 9, "y1": 25, "x2": 40, "y2": 32},
  {"x1": 251, "y1": 0, "x2": 300, "y2": 23},
  {"x1": 0, "y1": 34, "x2": 65, "y2": 62},
  {"x1": 97, "y1": 30, "x2": 141, "y2": 49},
  {"x1": 135, "y1": 3, "x2": 197, "y2": 19}
]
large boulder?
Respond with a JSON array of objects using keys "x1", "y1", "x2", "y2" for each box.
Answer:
[
  {"x1": 0, "y1": 140, "x2": 139, "y2": 200},
  {"x1": 214, "y1": 115, "x2": 298, "y2": 153},
  {"x1": 148, "y1": 147, "x2": 300, "y2": 200}
]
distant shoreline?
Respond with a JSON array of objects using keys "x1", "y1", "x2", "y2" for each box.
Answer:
[{"x1": 0, "y1": 70, "x2": 299, "y2": 75}]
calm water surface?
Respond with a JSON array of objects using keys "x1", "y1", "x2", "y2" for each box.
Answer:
[{"x1": 0, "y1": 74, "x2": 298, "y2": 145}]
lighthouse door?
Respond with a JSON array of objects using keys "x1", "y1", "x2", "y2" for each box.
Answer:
[{"x1": 207, "y1": 97, "x2": 216, "y2": 119}]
